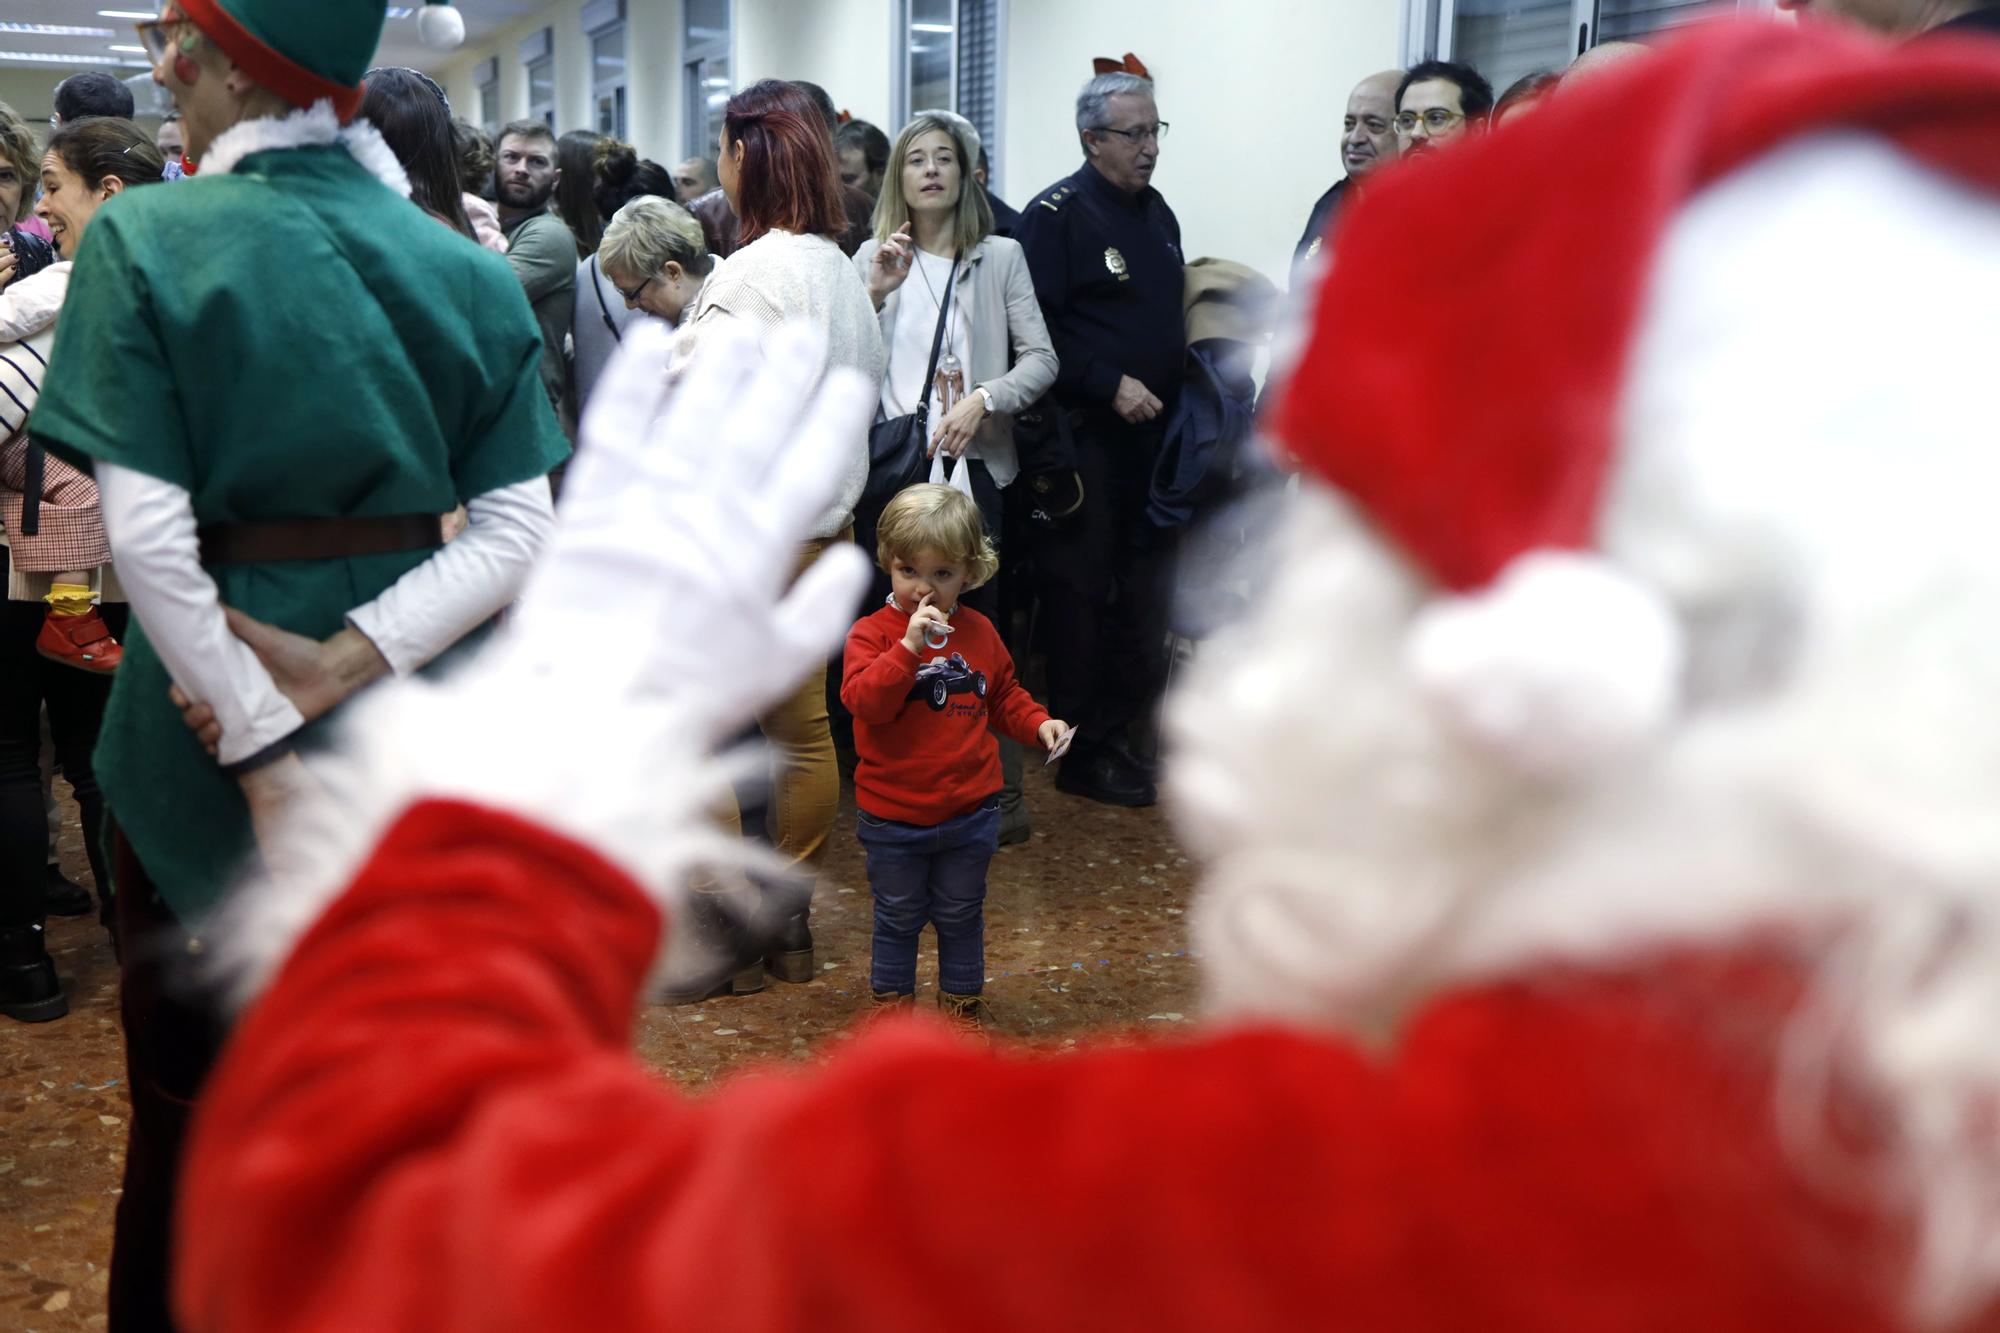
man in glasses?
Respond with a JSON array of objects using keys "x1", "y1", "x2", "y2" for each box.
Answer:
[
  {"x1": 30, "y1": 2, "x2": 561, "y2": 1327},
  {"x1": 1294, "y1": 68, "x2": 1405, "y2": 276},
  {"x1": 1395, "y1": 59, "x2": 1495, "y2": 157},
  {"x1": 1014, "y1": 61, "x2": 1186, "y2": 809}
]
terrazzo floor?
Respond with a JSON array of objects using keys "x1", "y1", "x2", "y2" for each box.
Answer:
[{"x1": 1, "y1": 760, "x2": 1201, "y2": 1330}]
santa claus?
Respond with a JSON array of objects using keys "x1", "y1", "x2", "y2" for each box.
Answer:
[{"x1": 167, "y1": 20, "x2": 2000, "y2": 1333}]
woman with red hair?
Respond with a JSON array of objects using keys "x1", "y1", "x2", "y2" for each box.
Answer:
[{"x1": 677, "y1": 79, "x2": 885, "y2": 984}]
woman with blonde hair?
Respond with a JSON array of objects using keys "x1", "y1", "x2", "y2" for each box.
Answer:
[{"x1": 855, "y1": 110, "x2": 1057, "y2": 843}]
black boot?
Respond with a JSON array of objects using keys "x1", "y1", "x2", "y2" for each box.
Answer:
[
  {"x1": 1055, "y1": 745, "x2": 1157, "y2": 808},
  {"x1": 759, "y1": 869, "x2": 815, "y2": 983},
  {"x1": 1, "y1": 923, "x2": 68, "y2": 1023},
  {"x1": 44, "y1": 863, "x2": 94, "y2": 918}
]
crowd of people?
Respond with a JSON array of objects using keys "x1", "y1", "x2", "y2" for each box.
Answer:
[{"x1": 1, "y1": 0, "x2": 1997, "y2": 1328}]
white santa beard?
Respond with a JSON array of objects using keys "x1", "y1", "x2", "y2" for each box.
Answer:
[{"x1": 1172, "y1": 132, "x2": 2000, "y2": 1322}]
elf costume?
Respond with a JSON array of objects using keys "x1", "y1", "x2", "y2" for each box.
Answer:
[
  {"x1": 28, "y1": 0, "x2": 561, "y2": 1327},
  {"x1": 175, "y1": 21, "x2": 2000, "y2": 1333}
]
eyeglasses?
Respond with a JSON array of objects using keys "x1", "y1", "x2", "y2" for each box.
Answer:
[
  {"x1": 1092, "y1": 121, "x2": 1169, "y2": 145},
  {"x1": 134, "y1": 9, "x2": 190, "y2": 65},
  {"x1": 1395, "y1": 108, "x2": 1465, "y2": 134},
  {"x1": 614, "y1": 274, "x2": 655, "y2": 304}
]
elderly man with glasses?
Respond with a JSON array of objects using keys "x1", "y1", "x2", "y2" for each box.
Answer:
[
  {"x1": 1395, "y1": 59, "x2": 1496, "y2": 157},
  {"x1": 1013, "y1": 58, "x2": 1185, "y2": 809}
]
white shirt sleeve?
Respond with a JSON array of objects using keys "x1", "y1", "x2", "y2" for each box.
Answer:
[
  {"x1": 0, "y1": 261, "x2": 69, "y2": 343},
  {"x1": 345, "y1": 476, "x2": 555, "y2": 677},
  {"x1": 96, "y1": 463, "x2": 306, "y2": 766}
]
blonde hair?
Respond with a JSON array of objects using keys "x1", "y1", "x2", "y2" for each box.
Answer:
[
  {"x1": 0, "y1": 101, "x2": 36, "y2": 223},
  {"x1": 599, "y1": 195, "x2": 711, "y2": 282},
  {"x1": 872, "y1": 113, "x2": 993, "y2": 254},
  {"x1": 875, "y1": 483, "x2": 999, "y2": 590}
]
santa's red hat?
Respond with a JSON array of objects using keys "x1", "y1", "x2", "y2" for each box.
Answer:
[{"x1": 1270, "y1": 20, "x2": 2000, "y2": 777}]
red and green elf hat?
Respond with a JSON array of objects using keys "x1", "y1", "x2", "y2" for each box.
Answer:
[{"x1": 175, "y1": 0, "x2": 463, "y2": 123}]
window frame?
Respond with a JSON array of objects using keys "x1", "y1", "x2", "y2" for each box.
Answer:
[
  {"x1": 1402, "y1": 0, "x2": 1774, "y2": 72},
  {"x1": 891, "y1": 0, "x2": 1006, "y2": 196},
  {"x1": 588, "y1": 18, "x2": 628, "y2": 140},
  {"x1": 520, "y1": 26, "x2": 556, "y2": 132},
  {"x1": 683, "y1": 0, "x2": 733, "y2": 161},
  {"x1": 474, "y1": 56, "x2": 501, "y2": 137}
]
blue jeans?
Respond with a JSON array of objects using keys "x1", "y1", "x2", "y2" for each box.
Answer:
[{"x1": 858, "y1": 796, "x2": 1000, "y2": 996}]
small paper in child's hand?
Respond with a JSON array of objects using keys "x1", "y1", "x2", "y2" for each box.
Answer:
[{"x1": 1045, "y1": 726, "x2": 1079, "y2": 765}]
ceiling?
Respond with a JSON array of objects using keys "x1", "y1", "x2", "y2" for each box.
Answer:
[{"x1": 0, "y1": 1, "x2": 546, "y2": 79}]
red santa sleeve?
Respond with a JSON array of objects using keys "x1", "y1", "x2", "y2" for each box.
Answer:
[
  {"x1": 839, "y1": 614, "x2": 921, "y2": 724},
  {"x1": 176, "y1": 801, "x2": 1904, "y2": 1333}
]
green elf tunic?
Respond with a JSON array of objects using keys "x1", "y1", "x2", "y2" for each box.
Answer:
[{"x1": 32, "y1": 122, "x2": 568, "y2": 921}]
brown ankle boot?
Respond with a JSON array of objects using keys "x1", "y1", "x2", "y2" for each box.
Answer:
[{"x1": 937, "y1": 990, "x2": 989, "y2": 1035}]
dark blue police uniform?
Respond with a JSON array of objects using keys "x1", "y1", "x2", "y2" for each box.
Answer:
[{"x1": 1013, "y1": 159, "x2": 1186, "y2": 803}]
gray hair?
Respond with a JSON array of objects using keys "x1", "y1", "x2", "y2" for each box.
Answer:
[
  {"x1": 1075, "y1": 71, "x2": 1153, "y2": 133},
  {"x1": 599, "y1": 195, "x2": 711, "y2": 281}
]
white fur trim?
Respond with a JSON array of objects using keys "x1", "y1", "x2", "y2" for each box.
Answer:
[
  {"x1": 196, "y1": 101, "x2": 411, "y2": 198},
  {"x1": 418, "y1": 2, "x2": 466, "y2": 50},
  {"x1": 201, "y1": 660, "x2": 769, "y2": 1013},
  {"x1": 1171, "y1": 132, "x2": 2000, "y2": 1325},
  {"x1": 1407, "y1": 552, "x2": 1682, "y2": 780}
]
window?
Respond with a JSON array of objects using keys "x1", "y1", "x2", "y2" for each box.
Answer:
[
  {"x1": 584, "y1": 8, "x2": 624, "y2": 140},
  {"x1": 684, "y1": 0, "x2": 731, "y2": 160},
  {"x1": 1407, "y1": 0, "x2": 1757, "y2": 100},
  {"x1": 893, "y1": 0, "x2": 1005, "y2": 193},
  {"x1": 521, "y1": 27, "x2": 555, "y2": 131},
  {"x1": 475, "y1": 57, "x2": 500, "y2": 136}
]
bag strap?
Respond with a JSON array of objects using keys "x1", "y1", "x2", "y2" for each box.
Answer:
[
  {"x1": 911, "y1": 250, "x2": 961, "y2": 430},
  {"x1": 589, "y1": 255, "x2": 623, "y2": 344}
]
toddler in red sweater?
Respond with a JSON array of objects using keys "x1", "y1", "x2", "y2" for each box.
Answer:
[{"x1": 841, "y1": 483, "x2": 1068, "y2": 1027}]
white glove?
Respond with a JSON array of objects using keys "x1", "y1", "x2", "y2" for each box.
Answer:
[
  {"x1": 205, "y1": 319, "x2": 876, "y2": 1007},
  {"x1": 501, "y1": 319, "x2": 875, "y2": 734}
]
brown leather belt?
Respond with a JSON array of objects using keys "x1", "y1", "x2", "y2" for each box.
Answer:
[{"x1": 197, "y1": 514, "x2": 441, "y2": 565}]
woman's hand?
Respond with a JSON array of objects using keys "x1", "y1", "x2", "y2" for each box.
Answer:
[
  {"x1": 867, "y1": 223, "x2": 914, "y2": 309},
  {"x1": 901, "y1": 592, "x2": 951, "y2": 655},
  {"x1": 929, "y1": 391, "x2": 984, "y2": 459},
  {"x1": 0, "y1": 245, "x2": 17, "y2": 293}
]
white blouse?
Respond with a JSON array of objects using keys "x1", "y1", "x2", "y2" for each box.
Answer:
[
  {"x1": 880, "y1": 247, "x2": 974, "y2": 425},
  {"x1": 97, "y1": 465, "x2": 554, "y2": 766}
]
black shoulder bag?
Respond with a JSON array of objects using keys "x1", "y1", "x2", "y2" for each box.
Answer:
[{"x1": 856, "y1": 251, "x2": 961, "y2": 534}]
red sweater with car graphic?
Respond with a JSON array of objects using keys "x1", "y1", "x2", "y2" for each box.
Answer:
[{"x1": 842, "y1": 602, "x2": 1051, "y2": 826}]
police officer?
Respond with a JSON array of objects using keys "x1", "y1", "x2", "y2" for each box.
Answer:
[{"x1": 1014, "y1": 66, "x2": 1184, "y2": 807}]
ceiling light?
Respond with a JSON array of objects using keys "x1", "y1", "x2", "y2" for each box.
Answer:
[
  {"x1": 97, "y1": 10, "x2": 157, "y2": 18},
  {"x1": 0, "y1": 23, "x2": 117, "y2": 36},
  {"x1": 109, "y1": 44, "x2": 145, "y2": 52},
  {"x1": 0, "y1": 49, "x2": 128, "y2": 64},
  {"x1": 912, "y1": 22, "x2": 954, "y2": 32}
]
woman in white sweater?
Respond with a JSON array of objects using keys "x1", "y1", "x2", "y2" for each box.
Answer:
[
  {"x1": 673, "y1": 80, "x2": 884, "y2": 985},
  {"x1": 853, "y1": 111, "x2": 1058, "y2": 844}
]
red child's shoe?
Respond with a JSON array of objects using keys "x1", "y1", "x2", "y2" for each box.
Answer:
[{"x1": 37, "y1": 607, "x2": 122, "y2": 674}]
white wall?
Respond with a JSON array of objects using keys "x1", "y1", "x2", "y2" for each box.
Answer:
[
  {"x1": 1002, "y1": 0, "x2": 1402, "y2": 288},
  {"x1": 0, "y1": 68, "x2": 66, "y2": 126},
  {"x1": 736, "y1": 0, "x2": 894, "y2": 130},
  {"x1": 422, "y1": 0, "x2": 1404, "y2": 284}
]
